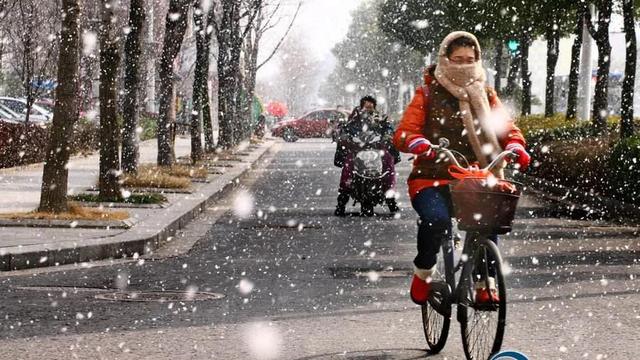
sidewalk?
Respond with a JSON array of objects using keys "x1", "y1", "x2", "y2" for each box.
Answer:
[{"x1": 0, "y1": 136, "x2": 276, "y2": 271}]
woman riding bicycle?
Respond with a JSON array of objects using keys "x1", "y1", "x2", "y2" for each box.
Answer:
[{"x1": 392, "y1": 31, "x2": 531, "y2": 305}]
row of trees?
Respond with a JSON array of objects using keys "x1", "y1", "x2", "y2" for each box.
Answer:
[
  {"x1": 378, "y1": 0, "x2": 640, "y2": 138},
  {"x1": 36, "y1": 0, "x2": 300, "y2": 213}
]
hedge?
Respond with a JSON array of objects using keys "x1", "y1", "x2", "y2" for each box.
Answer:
[
  {"x1": 0, "y1": 112, "x2": 158, "y2": 169},
  {"x1": 518, "y1": 114, "x2": 640, "y2": 206}
]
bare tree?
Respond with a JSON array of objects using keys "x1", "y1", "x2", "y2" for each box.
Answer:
[
  {"x1": 241, "y1": 0, "x2": 301, "y2": 136},
  {"x1": 121, "y1": 0, "x2": 147, "y2": 174},
  {"x1": 212, "y1": 0, "x2": 262, "y2": 148},
  {"x1": 39, "y1": 0, "x2": 81, "y2": 213},
  {"x1": 2, "y1": 0, "x2": 59, "y2": 123},
  {"x1": 157, "y1": 0, "x2": 190, "y2": 166},
  {"x1": 266, "y1": 34, "x2": 320, "y2": 117}
]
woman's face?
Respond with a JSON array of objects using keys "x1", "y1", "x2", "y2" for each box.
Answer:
[{"x1": 448, "y1": 46, "x2": 476, "y2": 65}]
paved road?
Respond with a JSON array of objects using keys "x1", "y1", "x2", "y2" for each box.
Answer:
[{"x1": 0, "y1": 139, "x2": 638, "y2": 359}]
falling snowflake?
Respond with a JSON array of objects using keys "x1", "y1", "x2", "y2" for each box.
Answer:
[
  {"x1": 244, "y1": 322, "x2": 282, "y2": 360},
  {"x1": 233, "y1": 191, "x2": 254, "y2": 219}
]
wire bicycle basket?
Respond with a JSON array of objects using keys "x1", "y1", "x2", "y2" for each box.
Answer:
[{"x1": 449, "y1": 177, "x2": 521, "y2": 234}]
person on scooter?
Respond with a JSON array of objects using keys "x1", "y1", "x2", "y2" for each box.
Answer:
[
  {"x1": 392, "y1": 32, "x2": 530, "y2": 305},
  {"x1": 335, "y1": 95, "x2": 400, "y2": 216}
]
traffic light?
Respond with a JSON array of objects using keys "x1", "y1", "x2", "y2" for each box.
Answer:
[{"x1": 507, "y1": 39, "x2": 520, "y2": 55}]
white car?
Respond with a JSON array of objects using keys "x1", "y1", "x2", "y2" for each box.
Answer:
[
  {"x1": 0, "y1": 97, "x2": 52, "y2": 123},
  {"x1": 0, "y1": 104, "x2": 28, "y2": 124}
]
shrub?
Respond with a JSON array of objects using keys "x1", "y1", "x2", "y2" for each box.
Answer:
[
  {"x1": 529, "y1": 137, "x2": 613, "y2": 194},
  {"x1": 608, "y1": 136, "x2": 640, "y2": 204},
  {"x1": 71, "y1": 117, "x2": 100, "y2": 154},
  {"x1": 0, "y1": 122, "x2": 50, "y2": 168},
  {"x1": 139, "y1": 112, "x2": 158, "y2": 141}
]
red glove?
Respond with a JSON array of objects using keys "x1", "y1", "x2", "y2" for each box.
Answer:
[
  {"x1": 505, "y1": 142, "x2": 531, "y2": 171},
  {"x1": 408, "y1": 137, "x2": 435, "y2": 159}
]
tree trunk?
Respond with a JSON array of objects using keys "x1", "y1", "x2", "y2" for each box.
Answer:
[
  {"x1": 190, "y1": 1, "x2": 205, "y2": 163},
  {"x1": 157, "y1": 0, "x2": 189, "y2": 166},
  {"x1": 545, "y1": 20, "x2": 560, "y2": 117},
  {"x1": 38, "y1": 0, "x2": 81, "y2": 213},
  {"x1": 122, "y1": 0, "x2": 146, "y2": 174},
  {"x1": 217, "y1": 0, "x2": 243, "y2": 149},
  {"x1": 202, "y1": 4, "x2": 216, "y2": 152},
  {"x1": 145, "y1": 4, "x2": 156, "y2": 113},
  {"x1": 504, "y1": 51, "x2": 520, "y2": 98},
  {"x1": 586, "y1": 0, "x2": 612, "y2": 133},
  {"x1": 494, "y1": 40, "x2": 503, "y2": 95},
  {"x1": 592, "y1": 41, "x2": 611, "y2": 132},
  {"x1": 566, "y1": 14, "x2": 583, "y2": 120},
  {"x1": 621, "y1": 0, "x2": 636, "y2": 138},
  {"x1": 202, "y1": 87, "x2": 215, "y2": 151},
  {"x1": 520, "y1": 35, "x2": 532, "y2": 116},
  {"x1": 98, "y1": 0, "x2": 122, "y2": 201}
]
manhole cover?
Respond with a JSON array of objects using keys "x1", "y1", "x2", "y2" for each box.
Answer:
[{"x1": 95, "y1": 291, "x2": 225, "y2": 302}]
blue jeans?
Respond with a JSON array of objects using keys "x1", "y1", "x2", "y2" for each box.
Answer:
[{"x1": 411, "y1": 187, "x2": 498, "y2": 272}]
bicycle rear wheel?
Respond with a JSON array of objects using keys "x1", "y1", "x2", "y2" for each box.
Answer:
[{"x1": 458, "y1": 238, "x2": 506, "y2": 360}]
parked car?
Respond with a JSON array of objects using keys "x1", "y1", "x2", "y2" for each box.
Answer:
[
  {"x1": 0, "y1": 103, "x2": 34, "y2": 124},
  {"x1": 35, "y1": 99, "x2": 55, "y2": 113},
  {"x1": 271, "y1": 109, "x2": 349, "y2": 142},
  {"x1": 0, "y1": 97, "x2": 52, "y2": 123}
]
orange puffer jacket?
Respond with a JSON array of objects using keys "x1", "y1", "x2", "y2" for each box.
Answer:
[{"x1": 393, "y1": 67, "x2": 526, "y2": 200}]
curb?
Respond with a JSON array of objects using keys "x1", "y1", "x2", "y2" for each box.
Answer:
[
  {"x1": 0, "y1": 140, "x2": 277, "y2": 271},
  {"x1": 513, "y1": 171, "x2": 640, "y2": 223}
]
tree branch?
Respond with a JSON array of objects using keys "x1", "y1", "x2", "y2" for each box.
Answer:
[
  {"x1": 256, "y1": 0, "x2": 301, "y2": 70},
  {"x1": 241, "y1": 0, "x2": 263, "y2": 40}
]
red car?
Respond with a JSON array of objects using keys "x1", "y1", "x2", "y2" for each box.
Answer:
[{"x1": 271, "y1": 109, "x2": 349, "y2": 142}]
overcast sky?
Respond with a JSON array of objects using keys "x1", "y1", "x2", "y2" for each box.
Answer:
[{"x1": 256, "y1": 0, "x2": 363, "y2": 80}]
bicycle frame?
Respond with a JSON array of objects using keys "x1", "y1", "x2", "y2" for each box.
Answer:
[{"x1": 429, "y1": 230, "x2": 492, "y2": 319}]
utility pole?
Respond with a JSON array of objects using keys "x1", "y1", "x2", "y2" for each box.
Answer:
[
  {"x1": 145, "y1": 3, "x2": 156, "y2": 113},
  {"x1": 578, "y1": 4, "x2": 595, "y2": 121}
]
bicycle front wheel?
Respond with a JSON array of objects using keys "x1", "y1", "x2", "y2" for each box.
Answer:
[
  {"x1": 421, "y1": 251, "x2": 452, "y2": 353},
  {"x1": 421, "y1": 298, "x2": 450, "y2": 353},
  {"x1": 458, "y1": 238, "x2": 506, "y2": 360}
]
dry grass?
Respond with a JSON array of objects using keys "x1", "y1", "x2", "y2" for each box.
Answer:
[
  {"x1": 123, "y1": 165, "x2": 194, "y2": 189},
  {"x1": 0, "y1": 204, "x2": 129, "y2": 221},
  {"x1": 162, "y1": 164, "x2": 208, "y2": 179}
]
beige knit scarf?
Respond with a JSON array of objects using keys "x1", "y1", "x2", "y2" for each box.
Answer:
[{"x1": 434, "y1": 31, "x2": 502, "y2": 171}]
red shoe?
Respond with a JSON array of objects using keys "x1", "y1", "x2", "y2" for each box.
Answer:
[
  {"x1": 410, "y1": 274, "x2": 431, "y2": 305},
  {"x1": 475, "y1": 287, "x2": 500, "y2": 304}
]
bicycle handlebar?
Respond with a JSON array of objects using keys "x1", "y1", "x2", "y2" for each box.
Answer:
[{"x1": 427, "y1": 137, "x2": 518, "y2": 172}]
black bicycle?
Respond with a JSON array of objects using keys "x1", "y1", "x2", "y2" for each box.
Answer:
[{"x1": 420, "y1": 138, "x2": 521, "y2": 360}]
